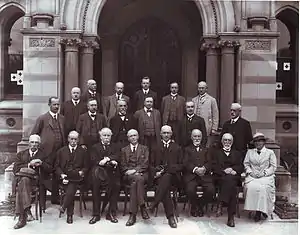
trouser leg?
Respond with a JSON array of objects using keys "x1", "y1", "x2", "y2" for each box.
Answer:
[
  {"x1": 63, "y1": 183, "x2": 78, "y2": 216},
  {"x1": 15, "y1": 177, "x2": 32, "y2": 215},
  {"x1": 153, "y1": 173, "x2": 172, "y2": 205}
]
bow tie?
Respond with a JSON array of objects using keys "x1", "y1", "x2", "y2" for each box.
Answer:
[
  {"x1": 119, "y1": 114, "x2": 126, "y2": 117},
  {"x1": 146, "y1": 109, "x2": 152, "y2": 113},
  {"x1": 90, "y1": 113, "x2": 96, "y2": 118}
]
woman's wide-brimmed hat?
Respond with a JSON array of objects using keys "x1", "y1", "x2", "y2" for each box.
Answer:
[{"x1": 252, "y1": 132, "x2": 266, "y2": 142}]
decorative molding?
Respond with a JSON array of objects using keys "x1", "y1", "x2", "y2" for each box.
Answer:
[
  {"x1": 245, "y1": 40, "x2": 271, "y2": 51},
  {"x1": 247, "y1": 17, "x2": 269, "y2": 30},
  {"x1": 80, "y1": 41, "x2": 99, "y2": 49},
  {"x1": 210, "y1": 0, "x2": 218, "y2": 34},
  {"x1": 218, "y1": 40, "x2": 241, "y2": 48},
  {"x1": 200, "y1": 42, "x2": 219, "y2": 51},
  {"x1": 29, "y1": 37, "x2": 56, "y2": 47},
  {"x1": 82, "y1": 0, "x2": 91, "y2": 33},
  {"x1": 60, "y1": 38, "x2": 82, "y2": 47}
]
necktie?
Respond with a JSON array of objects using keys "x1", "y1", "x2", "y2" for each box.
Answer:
[
  {"x1": 91, "y1": 113, "x2": 96, "y2": 118},
  {"x1": 172, "y1": 96, "x2": 176, "y2": 100},
  {"x1": 31, "y1": 151, "x2": 35, "y2": 158},
  {"x1": 91, "y1": 92, "x2": 96, "y2": 98},
  {"x1": 53, "y1": 114, "x2": 57, "y2": 120},
  {"x1": 231, "y1": 120, "x2": 235, "y2": 124},
  {"x1": 196, "y1": 147, "x2": 200, "y2": 152},
  {"x1": 132, "y1": 146, "x2": 136, "y2": 153},
  {"x1": 188, "y1": 117, "x2": 192, "y2": 122},
  {"x1": 71, "y1": 148, "x2": 75, "y2": 153},
  {"x1": 117, "y1": 95, "x2": 121, "y2": 100},
  {"x1": 74, "y1": 101, "x2": 78, "y2": 106},
  {"x1": 257, "y1": 150, "x2": 261, "y2": 155},
  {"x1": 164, "y1": 143, "x2": 168, "y2": 148}
]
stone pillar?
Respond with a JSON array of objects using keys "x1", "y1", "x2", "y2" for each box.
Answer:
[
  {"x1": 219, "y1": 40, "x2": 240, "y2": 125},
  {"x1": 201, "y1": 40, "x2": 219, "y2": 101},
  {"x1": 60, "y1": 38, "x2": 81, "y2": 101},
  {"x1": 80, "y1": 40, "x2": 99, "y2": 90}
]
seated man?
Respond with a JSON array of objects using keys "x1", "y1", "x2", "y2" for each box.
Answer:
[
  {"x1": 55, "y1": 131, "x2": 89, "y2": 224},
  {"x1": 13, "y1": 134, "x2": 53, "y2": 229},
  {"x1": 89, "y1": 127, "x2": 121, "y2": 224},
  {"x1": 183, "y1": 129, "x2": 215, "y2": 217},
  {"x1": 149, "y1": 125, "x2": 182, "y2": 228},
  {"x1": 120, "y1": 129, "x2": 150, "y2": 226},
  {"x1": 213, "y1": 133, "x2": 243, "y2": 227}
]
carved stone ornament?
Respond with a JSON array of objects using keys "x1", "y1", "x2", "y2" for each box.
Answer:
[
  {"x1": 245, "y1": 40, "x2": 271, "y2": 51},
  {"x1": 29, "y1": 37, "x2": 56, "y2": 47},
  {"x1": 80, "y1": 41, "x2": 99, "y2": 49},
  {"x1": 59, "y1": 38, "x2": 82, "y2": 47},
  {"x1": 200, "y1": 42, "x2": 219, "y2": 51},
  {"x1": 218, "y1": 40, "x2": 241, "y2": 48}
]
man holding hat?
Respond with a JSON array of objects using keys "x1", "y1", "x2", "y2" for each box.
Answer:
[{"x1": 13, "y1": 134, "x2": 53, "y2": 229}]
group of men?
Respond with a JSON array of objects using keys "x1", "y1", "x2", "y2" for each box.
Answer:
[{"x1": 13, "y1": 77, "x2": 253, "y2": 229}]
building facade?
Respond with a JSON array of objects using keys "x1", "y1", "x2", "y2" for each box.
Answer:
[{"x1": 0, "y1": 1, "x2": 298, "y2": 177}]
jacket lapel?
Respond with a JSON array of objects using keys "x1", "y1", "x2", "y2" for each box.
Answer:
[{"x1": 48, "y1": 113, "x2": 54, "y2": 129}]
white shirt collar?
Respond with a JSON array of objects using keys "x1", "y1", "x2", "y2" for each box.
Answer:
[
  {"x1": 144, "y1": 107, "x2": 152, "y2": 112},
  {"x1": 130, "y1": 143, "x2": 138, "y2": 151},
  {"x1": 88, "y1": 90, "x2": 96, "y2": 95},
  {"x1": 231, "y1": 116, "x2": 240, "y2": 123},
  {"x1": 143, "y1": 89, "x2": 149, "y2": 94},
  {"x1": 171, "y1": 93, "x2": 177, "y2": 97},
  {"x1": 72, "y1": 99, "x2": 80, "y2": 105},
  {"x1": 187, "y1": 114, "x2": 194, "y2": 118},
  {"x1": 199, "y1": 93, "x2": 207, "y2": 98},
  {"x1": 49, "y1": 111, "x2": 58, "y2": 118},
  {"x1": 29, "y1": 149, "x2": 38, "y2": 156},
  {"x1": 162, "y1": 139, "x2": 171, "y2": 145},
  {"x1": 69, "y1": 145, "x2": 77, "y2": 151},
  {"x1": 116, "y1": 93, "x2": 123, "y2": 98},
  {"x1": 88, "y1": 111, "x2": 96, "y2": 118}
]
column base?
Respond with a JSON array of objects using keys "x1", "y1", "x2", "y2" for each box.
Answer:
[{"x1": 275, "y1": 165, "x2": 292, "y2": 202}]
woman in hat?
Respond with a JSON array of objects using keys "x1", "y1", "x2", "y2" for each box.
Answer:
[{"x1": 243, "y1": 132, "x2": 277, "y2": 222}]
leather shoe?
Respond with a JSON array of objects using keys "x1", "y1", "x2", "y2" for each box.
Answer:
[
  {"x1": 140, "y1": 206, "x2": 150, "y2": 220},
  {"x1": 59, "y1": 206, "x2": 65, "y2": 218},
  {"x1": 254, "y1": 211, "x2": 261, "y2": 222},
  {"x1": 198, "y1": 207, "x2": 204, "y2": 217},
  {"x1": 168, "y1": 217, "x2": 177, "y2": 228},
  {"x1": 227, "y1": 216, "x2": 235, "y2": 227},
  {"x1": 106, "y1": 213, "x2": 118, "y2": 223},
  {"x1": 89, "y1": 216, "x2": 100, "y2": 224},
  {"x1": 126, "y1": 214, "x2": 136, "y2": 226},
  {"x1": 67, "y1": 215, "x2": 73, "y2": 224},
  {"x1": 26, "y1": 209, "x2": 35, "y2": 222},
  {"x1": 14, "y1": 215, "x2": 27, "y2": 229},
  {"x1": 191, "y1": 210, "x2": 198, "y2": 217},
  {"x1": 216, "y1": 203, "x2": 222, "y2": 217}
]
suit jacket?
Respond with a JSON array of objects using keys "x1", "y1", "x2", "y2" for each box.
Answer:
[
  {"x1": 134, "y1": 108, "x2": 161, "y2": 145},
  {"x1": 213, "y1": 149, "x2": 244, "y2": 177},
  {"x1": 183, "y1": 145, "x2": 213, "y2": 183},
  {"x1": 55, "y1": 145, "x2": 89, "y2": 181},
  {"x1": 221, "y1": 117, "x2": 253, "y2": 153},
  {"x1": 76, "y1": 112, "x2": 107, "y2": 147},
  {"x1": 31, "y1": 112, "x2": 66, "y2": 157},
  {"x1": 13, "y1": 149, "x2": 53, "y2": 181},
  {"x1": 90, "y1": 142, "x2": 120, "y2": 166},
  {"x1": 104, "y1": 94, "x2": 130, "y2": 123},
  {"x1": 178, "y1": 115, "x2": 207, "y2": 147},
  {"x1": 110, "y1": 113, "x2": 137, "y2": 143},
  {"x1": 120, "y1": 144, "x2": 149, "y2": 175},
  {"x1": 81, "y1": 91, "x2": 103, "y2": 114},
  {"x1": 192, "y1": 93, "x2": 219, "y2": 135},
  {"x1": 161, "y1": 94, "x2": 185, "y2": 124},
  {"x1": 133, "y1": 89, "x2": 158, "y2": 111},
  {"x1": 60, "y1": 100, "x2": 86, "y2": 137}
]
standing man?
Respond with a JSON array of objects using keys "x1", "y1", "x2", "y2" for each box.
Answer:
[
  {"x1": 105, "y1": 82, "x2": 130, "y2": 124},
  {"x1": 31, "y1": 96, "x2": 65, "y2": 204},
  {"x1": 178, "y1": 101, "x2": 207, "y2": 148},
  {"x1": 192, "y1": 81, "x2": 219, "y2": 146},
  {"x1": 134, "y1": 96, "x2": 161, "y2": 158},
  {"x1": 110, "y1": 99, "x2": 137, "y2": 148},
  {"x1": 81, "y1": 79, "x2": 103, "y2": 113},
  {"x1": 89, "y1": 128, "x2": 121, "y2": 224},
  {"x1": 161, "y1": 82, "x2": 185, "y2": 143},
  {"x1": 133, "y1": 76, "x2": 157, "y2": 111},
  {"x1": 76, "y1": 99, "x2": 107, "y2": 150},
  {"x1": 13, "y1": 134, "x2": 53, "y2": 229},
  {"x1": 220, "y1": 103, "x2": 253, "y2": 157},
  {"x1": 183, "y1": 129, "x2": 215, "y2": 217},
  {"x1": 120, "y1": 129, "x2": 150, "y2": 226},
  {"x1": 148, "y1": 125, "x2": 182, "y2": 228},
  {"x1": 55, "y1": 131, "x2": 89, "y2": 224},
  {"x1": 60, "y1": 87, "x2": 86, "y2": 137}
]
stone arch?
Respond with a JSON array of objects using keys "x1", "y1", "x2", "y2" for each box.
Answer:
[
  {"x1": 276, "y1": 4, "x2": 298, "y2": 16},
  {"x1": 61, "y1": 0, "x2": 235, "y2": 35}
]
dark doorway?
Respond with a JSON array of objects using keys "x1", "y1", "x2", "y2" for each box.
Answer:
[{"x1": 119, "y1": 17, "x2": 182, "y2": 102}]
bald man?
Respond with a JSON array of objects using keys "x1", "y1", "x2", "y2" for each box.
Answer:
[
  {"x1": 183, "y1": 129, "x2": 215, "y2": 217},
  {"x1": 13, "y1": 134, "x2": 53, "y2": 229},
  {"x1": 220, "y1": 103, "x2": 253, "y2": 157},
  {"x1": 161, "y1": 82, "x2": 186, "y2": 143},
  {"x1": 149, "y1": 125, "x2": 182, "y2": 228},
  {"x1": 104, "y1": 82, "x2": 130, "y2": 124},
  {"x1": 81, "y1": 79, "x2": 103, "y2": 113},
  {"x1": 192, "y1": 81, "x2": 219, "y2": 146},
  {"x1": 60, "y1": 87, "x2": 87, "y2": 137},
  {"x1": 89, "y1": 128, "x2": 121, "y2": 224},
  {"x1": 120, "y1": 129, "x2": 150, "y2": 226}
]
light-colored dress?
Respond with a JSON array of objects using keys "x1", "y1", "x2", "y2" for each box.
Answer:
[{"x1": 243, "y1": 146, "x2": 277, "y2": 215}]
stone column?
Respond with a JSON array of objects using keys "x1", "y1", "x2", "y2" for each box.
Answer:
[
  {"x1": 219, "y1": 40, "x2": 240, "y2": 125},
  {"x1": 201, "y1": 40, "x2": 219, "y2": 101},
  {"x1": 80, "y1": 41, "x2": 99, "y2": 90},
  {"x1": 60, "y1": 38, "x2": 81, "y2": 101}
]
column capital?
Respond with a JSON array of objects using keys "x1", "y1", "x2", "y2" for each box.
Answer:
[
  {"x1": 80, "y1": 40, "x2": 100, "y2": 49},
  {"x1": 218, "y1": 40, "x2": 241, "y2": 49},
  {"x1": 60, "y1": 38, "x2": 81, "y2": 51},
  {"x1": 200, "y1": 41, "x2": 220, "y2": 51}
]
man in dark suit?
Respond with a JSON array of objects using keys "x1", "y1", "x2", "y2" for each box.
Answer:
[
  {"x1": 110, "y1": 99, "x2": 137, "y2": 148},
  {"x1": 104, "y1": 82, "x2": 130, "y2": 124},
  {"x1": 148, "y1": 125, "x2": 182, "y2": 228},
  {"x1": 76, "y1": 99, "x2": 107, "y2": 150},
  {"x1": 89, "y1": 128, "x2": 121, "y2": 224},
  {"x1": 31, "y1": 96, "x2": 65, "y2": 204},
  {"x1": 81, "y1": 79, "x2": 103, "y2": 113},
  {"x1": 161, "y1": 82, "x2": 186, "y2": 143},
  {"x1": 178, "y1": 101, "x2": 207, "y2": 147},
  {"x1": 134, "y1": 96, "x2": 161, "y2": 159},
  {"x1": 55, "y1": 131, "x2": 89, "y2": 224},
  {"x1": 213, "y1": 133, "x2": 244, "y2": 227},
  {"x1": 183, "y1": 129, "x2": 215, "y2": 217},
  {"x1": 133, "y1": 76, "x2": 158, "y2": 111},
  {"x1": 120, "y1": 129, "x2": 150, "y2": 226},
  {"x1": 220, "y1": 103, "x2": 253, "y2": 157},
  {"x1": 13, "y1": 134, "x2": 53, "y2": 229},
  {"x1": 60, "y1": 87, "x2": 86, "y2": 138}
]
